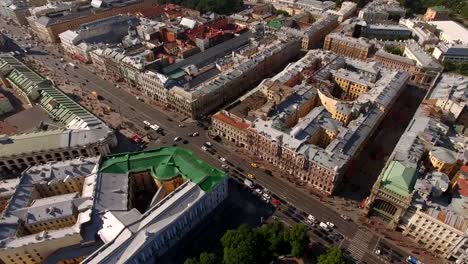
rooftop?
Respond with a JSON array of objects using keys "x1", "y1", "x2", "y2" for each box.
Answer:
[
  {"x1": 381, "y1": 160, "x2": 417, "y2": 197},
  {"x1": 429, "y1": 20, "x2": 468, "y2": 44},
  {"x1": 99, "y1": 147, "x2": 226, "y2": 192}
]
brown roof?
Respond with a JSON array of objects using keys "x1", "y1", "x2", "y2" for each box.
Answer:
[{"x1": 212, "y1": 113, "x2": 250, "y2": 130}]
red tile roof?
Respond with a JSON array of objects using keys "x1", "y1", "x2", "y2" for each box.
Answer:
[{"x1": 213, "y1": 113, "x2": 250, "y2": 130}]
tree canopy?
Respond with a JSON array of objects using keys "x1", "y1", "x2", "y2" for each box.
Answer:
[
  {"x1": 184, "y1": 252, "x2": 220, "y2": 264},
  {"x1": 184, "y1": 221, "x2": 311, "y2": 264},
  {"x1": 317, "y1": 247, "x2": 347, "y2": 264},
  {"x1": 399, "y1": 0, "x2": 468, "y2": 20},
  {"x1": 221, "y1": 224, "x2": 270, "y2": 264},
  {"x1": 443, "y1": 61, "x2": 468, "y2": 76},
  {"x1": 285, "y1": 224, "x2": 309, "y2": 258},
  {"x1": 158, "y1": 0, "x2": 244, "y2": 14}
]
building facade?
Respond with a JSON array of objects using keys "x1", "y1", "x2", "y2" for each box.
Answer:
[
  {"x1": 423, "y1": 6, "x2": 450, "y2": 22},
  {"x1": 212, "y1": 50, "x2": 409, "y2": 195},
  {"x1": 403, "y1": 209, "x2": 467, "y2": 258},
  {"x1": 28, "y1": 0, "x2": 157, "y2": 43},
  {"x1": 80, "y1": 147, "x2": 228, "y2": 264},
  {"x1": 323, "y1": 33, "x2": 373, "y2": 60},
  {"x1": 374, "y1": 49, "x2": 440, "y2": 88}
]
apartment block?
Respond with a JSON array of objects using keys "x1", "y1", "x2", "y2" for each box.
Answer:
[
  {"x1": 27, "y1": 0, "x2": 157, "y2": 43},
  {"x1": 366, "y1": 74, "x2": 467, "y2": 263},
  {"x1": 80, "y1": 147, "x2": 228, "y2": 264},
  {"x1": 58, "y1": 15, "x2": 140, "y2": 63},
  {"x1": 358, "y1": 0, "x2": 406, "y2": 24},
  {"x1": 212, "y1": 50, "x2": 409, "y2": 195},
  {"x1": 323, "y1": 33, "x2": 373, "y2": 60},
  {"x1": 0, "y1": 157, "x2": 101, "y2": 264}
]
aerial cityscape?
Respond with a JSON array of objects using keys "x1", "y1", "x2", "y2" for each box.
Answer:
[{"x1": 0, "y1": 0, "x2": 466, "y2": 264}]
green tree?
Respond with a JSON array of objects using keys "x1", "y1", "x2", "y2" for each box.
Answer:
[
  {"x1": 317, "y1": 247, "x2": 347, "y2": 264},
  {"x1": 199, "y1": 252, "x2": 219, "y2": 264},
  {"x1": 443, "y1": 61, "x2": 468, "y2": 76},
  {"x1": 184, "y1": 257, "x2": 200, "y2": 264},
  {"x1": 221, "y1": 224, "x2": 270, "y2": 264},
  {"x1": 285, "y1": 224, "x2": 309, "y2": 258},
  {"x1": 257, "y1": 221, "x2": 290, "y2": 256}
]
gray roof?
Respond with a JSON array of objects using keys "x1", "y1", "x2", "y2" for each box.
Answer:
[
  {"x1": 0, "y1": 128, "x2": 113, "y2": 158},
  {"x1": 0, "y1": 157, "x2": 99, "y2": 249}
]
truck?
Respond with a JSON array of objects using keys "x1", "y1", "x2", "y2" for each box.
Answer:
[
  {"x1": 319, "y1": 222, "x2": 330, "y2": 231},
  {"x1": 150, "y1": 124, "x2": 161, "y2": 132},
  {"x1": 244, "y1": 179, "x2": 253, "y2": 189}
]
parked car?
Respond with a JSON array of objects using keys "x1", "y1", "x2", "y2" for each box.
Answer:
[
  {"x1": 247, "y1": 174, "x2": 255, "y2": 180},
  {"x1": 173, "y1": 137, "x2": 181, "y2": 141}
]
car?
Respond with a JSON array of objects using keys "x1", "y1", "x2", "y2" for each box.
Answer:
[
  {"x1": 340, "y1": 214, "x2": 350, "y2": 221},
  {"x1": 204, "y1": 141, "x2": 212, "y2": 147},
  {"x1": 192, "y1": 132, "x2": 199, "y2": 137},
  {"x1": 261, "y1": 196, "x2": 270, "y2": 203},
  {"x1": 143, "y1": 120, "x2": 151, "y2": 126},
  {"x1": 326, "y1": 222, "x2": 335, "y2": 228},
  {"x1": 131, "y1": 135, "x2": 142, "y2": 144},
  {"x1": 174, "y1": 137, "x2": 181, "y2": 141},
  {"x1": 201, "y1": 146, "x2": 208, "y2": 151},
  {"x1": 221, "y1": 164, "x2": 229, "y2": 169},
  {"x1": 219, "y1": 157, "x2": 226, "y2": 162},
  {"x1": 271, "y1": 199, "x2": 280, "y2": 207},
  {"x1": 178, "y1": 124, "x2": 185, "y2": 127},
  {"x1": 247, "y1": 174, "x2": 255, "y2": 180},
  {"x1": 305, "y1": 219, "x2": 314, "y2": 226},
  {"x1": 262, "y1": 193, "x2": 271, "y2": 199},
  {"x1": 263, "y1": 188, "x2": 270, "y2": 194},
  {"x1": 255, "y1": 188, "x2": 262, "y2": 195},
  {"x1": 251, "y1": 162, "x2": 258, "y2": 168}
]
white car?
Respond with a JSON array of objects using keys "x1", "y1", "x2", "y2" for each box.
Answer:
[
  {"x1": 340, "y1": 214, "x2": 350, "y2": 221},
  {"x1": 143, "y1": 120, "x2": 151, "y2": 126},
  {"x1": 305, "y1": 219, "x2": 314, "y2": 225},
  {"x1": 191, "y1": 132, "x2": 199, "y2": 137},
  {"x1": 262, "y1": 196, "x2": 270, "y2": 203},
  {"x1": 219, "y1": 157, "x2": 226, "y2": 162},
  {"x1": 204, "y1": 141, "x2": 212, "y2": 147},
  {"x1": 255, "y1": 188, "x2": 262, "y2": 195},
  {"x1": 201, "y1": 146, "x2": 208, "y2": 151},
  {"x1": 262, "y1": 193, "x2": 271, "y2": 199},
  {"x1": 174, "y1": 137, "x2": 181, "y2": 141},
  {"x1": 221, "y1": 164, "x2": 229, "y2": 169},
  {"x1": 308, "y1": 214, "x2": 316, "y2": 222},
  {"x1": 326, "y1": 222, "x2": 335, "y2": 228}
]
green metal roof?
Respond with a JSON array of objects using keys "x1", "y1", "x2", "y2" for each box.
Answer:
[
  {"x1": 0, "y1": 55, "x2": 103, "y2": 129},
  {"x1": 99, "y1": 147, "x2": 226, "y2": 192},
  {"x1": 381, "y1": 161, "x2": 417, "y2": 197},
  {"x1": 267, "y1": 20, "x2": 282, "y2": 30}
]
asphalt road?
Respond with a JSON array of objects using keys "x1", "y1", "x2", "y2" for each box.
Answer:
[{"x1": 0, "y1": 19, "x2": 410, "y2": 264}]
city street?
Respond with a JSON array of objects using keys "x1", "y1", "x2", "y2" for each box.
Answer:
[{"x1": 0, "y1": 19, "x2": 414, "y2": 264}]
